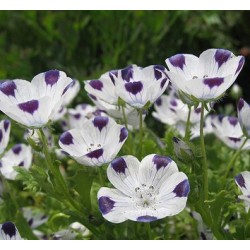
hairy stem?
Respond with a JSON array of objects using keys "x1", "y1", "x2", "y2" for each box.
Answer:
[{"x1": 184, "y1": 106, "x2": 192, "y2": 141}]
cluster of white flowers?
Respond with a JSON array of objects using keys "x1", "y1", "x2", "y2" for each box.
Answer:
[{"x1": 0, "y1": 48, "x2": 249, "y2": 239}]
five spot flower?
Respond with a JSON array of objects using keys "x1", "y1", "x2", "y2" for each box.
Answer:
[
  {"x1": 0, "y1": 119, "x2": 11, "y2": 154},
  {"x1": 98, "y1": 154, "x2": 190, "y2": 223},
  {"x1": 0, "y1": 70, "x2": 73, "y2": 128},
  {"x1": 165, "y1": 49, "x2": 244, "y2": 102},
  {"x1": 237, "y1": 98, "x2": 250, "y2": 137},
  {"x1": 59, "y1": 116, "x2": 128, "y2": 167},
  {"x1": 0, "y1": 222, "x2": 22, "y2": 240}
]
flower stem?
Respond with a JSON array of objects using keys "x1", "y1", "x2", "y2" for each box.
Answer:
[
  {"x1": 200, "y1": 102, "x2": 208, "y2": 201},
  {"x1": 225, "y1": 137, "x2": 248, "y2": 178},
  {"x1": 139, "y1": 109, "x2": 143, "y2": 159},
  {"x1": 146, "y1": 223, "x2": 153, "y2": 240},
  {"x1": 121, "y1": 105, "x2": 128, "y2": 129},
  {"x1": 184, "y1": 105, "x2": 192, "y2": 141}
]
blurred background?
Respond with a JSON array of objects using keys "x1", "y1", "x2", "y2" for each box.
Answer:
[{"x1": 0, "y1": 10, "x2": 249, "y2": 102}]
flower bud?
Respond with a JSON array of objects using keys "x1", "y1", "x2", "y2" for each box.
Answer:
[{"x1": 173, "y1": 137, "x2": 193, "y2": 162}]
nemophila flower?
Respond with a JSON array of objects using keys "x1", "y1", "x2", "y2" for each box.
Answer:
[
  {"x1": 0, "y1": 70, "x2": 73, "y2": 128},
  {"x1": 59, "y1": 116, "x2": 128, "y2": 167},
  {"x1": 237, "y1": 98, "x2": 250, "y2": 137},
  {"x1": 211, "y1": 115, "x2": 250, "y2": 149},
  {"x1": 62, "y1": 79, "x2": 80, "y2": 106},
  {"x1": 0, "y1": 144, "x2": 32, "y2": 180},
  {"x1": 111, "y1": 64, "x2": 169, "y2": 109},
  {"x1": 66, "y1": 103, "x2": 107, "y2": 129},
  {"x1": 235, "y1": 171, "x2": 250, "y2": 212},
  {"x1": 98, "y1": 154, "x2": 189, "y2": 223},
  {"x1": 165, "y1": 49, "x2": 245, "y2": 101},
  {"x1": 85, "y1": 70, "x2": 145, "y2": 128},
  {"x1": 0, "y1": 119, "x2": 11, "y2": 154},
  {"x1": 22, "y1": 207, "x2": 48, "y2": 229},
  {"x1": 0, "y1": 222, "x2": 22, "y2": 240}
]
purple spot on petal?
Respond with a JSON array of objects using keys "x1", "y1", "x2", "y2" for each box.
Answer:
[
  {"x1": 109, "y1": 70, "x2": 118, "y2": 84},
  {"x1": 89, "y1": 80, "x2": 103, "y2": 91},
  {"x1": 18, "y1": 100, "x2": 39, "y2": 114},
  {"x1": 160, "y1": 78, "x2": 168, "y2": 89},
  {"x1": 0, "y1": 80, "x2": 16, "y2": 97},
  {"x1": 12, "y1": 144, "x2": 22, "y2": 155},
  {"x1": 125, "y1": 81, "x2": 143, "y2": 95},
  {"x1": 194, "y1": 107, "x2": 201, "y2": 114},
  {"x1": 121, "y1": 65, "x2": 133, "y2": 82},
  {"x1": 169, "y1": 54, "x2": 185, "y2": 70},
  {"x1": 45, "y1": 70, "x2": 60, "y2": 86},
  {"x1": 119, "y1": 127, "x2": 128, "y2": 143},
  {"x1": 3, "y1": 120, "x2": 10, "y2": 131},
  {"x1": 235, "y1": 57, "x2": 245, "y2": 75},
  {"x1": 170, "y1": 99, "x2": 178, "y2": 107},
  {"x1": 1, "y1": 222, "x2": 17, "y2": 238},
  {"x1": 28, "y1": 218, "x2": 33, "y2": 226},
  {"x1": 111, "y1": 157, "x2": 127, "y2": 174},
  {"x1": 172, "y1": 137, "x2": 181, "y2": 143},
  {"x1": 0, "y1": 130, "x2": 2, "y2": 143},
  {"x1": 203, "y1": 78, "x2": 224, "y2": 89},
  {"x1": 93, "y1": 116, "x2": 109, "y2": 132},
  {"x1": 88, "y1": 94, "x2": 97, "y2": 101},
  {"x1": 0, "y1": 161, "x2": 2, "y2": 168},
  {"x1": 137, "y1": 216, "x2": 157, "y2": 223},
  {"x1": 238, "y1": 98, "x2": 245, "y2": 112},
  {"x1": 155, "y1": 97, "x2": 162, "y2": 106},
  {"x1": 18, "y1": 161, "x2": 24, "y2": 167},
  {"x1": 173, "y1": 179, "x2": 190, "y2": 197},
  {"x1": 60, "y1": 131, "x2": 73, "y2": 145},
  {"x1": 86, "y1": 148, "x2": 103, "y2": 159},
  {"x1": 228, "y1": 137, "x2": 241, "y2": 143},
  {"x1": 73, "y1": 113, "x2": 81, "y2": 119},
  {"x1": 235, "y1": 174, "x2": 246, "y2": 188},
  {"x1": 98, "y1": 196, "x2": 115, "y2": 215},
  {"x1": 215, "y1": 49, "x2": 232, "y2": 68},
  {"x1": 154, "y1": 65, "x2": 166, "y2": 80},
  {"x1": 228, "y1": 117, "x2": 238, "y2": 126},
  {"x1": 153, "y1": 155, "x2": 172, "y2": 170},
  {"x1": 218, "y1": 115, "x2": 224, "y2": 123},
  {"x1": 62, "y1": 81, "x2": 74, "y2": 96}
]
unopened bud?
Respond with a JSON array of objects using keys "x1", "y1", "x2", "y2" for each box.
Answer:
[
  {"x1": 230, "y1": 84, "x2": 242, "y2": 100},
  {"x1": 173, "y1": 137, "x2": 193, "y2": 162}
]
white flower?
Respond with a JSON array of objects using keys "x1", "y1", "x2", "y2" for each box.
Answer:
[
  {"x1": 165, "y1": 49, "x2": 244, "y2": 101},
  {"x1": 112, "y1": 64, "x2": 169, "y2": 109},
  {"x1": 59, "y1": 116, "x2": 128, "y2": 167},
  {"x1": 85, "y1": 69, "x2": 146, "y2": 128},
  {"x1": 237, "y1": 98, "x2": 250, "y2": 137},
  {"x1": 22, "y1": 207, "x2": 48, "y2": 229},
  {"x1": 0, "y1": 144, "x2": 32, "y2": 180},
  {"x1": 235, "y1": 171, "x2": 250, "y2": 212},
  {"x1": 0, "y1": 70, "x2": 73, "y2": 128},
  {"x1": 98, "y1": 154, "x2": 189, "y2": 223},
  {"x1": 0, "y1": 222, "x2": 22, "y2": 240},
  {"x1": 0, "y1": 119, "x2": 11, "y2": 154},
  {"x1": 66, "y1": 103, "x2": 107, "y2": 129},
  {"x1": 62, "y1": 79, "x2": 80, "y2": 106},
  {"x1": 211, "y1": 115, "x2": 250, "y2": 150}
]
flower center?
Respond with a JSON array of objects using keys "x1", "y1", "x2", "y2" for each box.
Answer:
[
  {"x1": 134, "y1": 184, "x2": 157, "y2": 209},
  {"x1": 86, "y1": 143, "x2": 102, "y2": 152}
]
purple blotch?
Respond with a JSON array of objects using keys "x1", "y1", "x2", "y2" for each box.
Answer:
[
  {"x1": 12, "y1": 144, "x2": 22, "y2": 155},
  {"x1": 86, "y1": 148, "x2": 103, "y2": 159},
  {"x1": 18, "y1": 100, "x2": 39, "y2": 114},
  {"x1": 119, "y1": 127, "x2": 128, "y2": 143},
  {"x1": 45, "y1": 70, "x2": 60, "y2": 86},
  {"x1": 125, "y1": 81, "x2": 143, "y2": 95},
  {"x1": 0, "y1": 80, "x2": 17, "y2": 97},
  {"x1": 18, "y1": 161, "x2": 24, "y2": 167},
  {"x1": 111, "y1": 157, "x2": 127, "y2": 174},
  {"x1": 173, "y1": 179, "x2": 190, "y2": 197},
  {"x1": 214, "y1": 49, "x2": 231, "y2": 68},
  {"x1": 235, "y1": 174, "x2": 246, "y2": 188},
  {"x1": 172, "y1": 137, "x2": 181, "y2": 143},
  {"x1": 89, "y1": 80, "x2": 103, "y2": 91},
  {"x1": 109, "y1": 70, "x2": 118, "y2": 84},
  {"x1": 93, "y1": 116, "x2": 109, "y2": 132},
  {"x1": 62, "y1": 81, "x2": 74, "y2": 96},
  {"x1": 28, "y1": 218, "x2": 34, "y2": 226},
  {"x1": 194, "y1": 107, "x2": 202, "y2": 114},
  {"x1": 155, "y1": 97, "x2": 162, "y2": 106},
  {"x1": 235, "y1": 57, "x2": 245, "y2": 75},
  {"x1": 88, "y1": 94, "x2": 97, "y2": 101},
  {"x1": 137, "y1": 216, "x2": 157, "y2": 223},
  {"x1": 169, "y1": 54, "x2": 185, "y2": 70},
  {"x1": 73, "y1": 113, "x2": 81, "y2": 120},
  {"x1": 1, "y1": 222, "x2": 17, "y2": 238},
  {"x1": 228, "y1": 137, "x2": 241, "y2": 143},
  {"x1": 238, "y1": 98, "x2": 245, "y2": 112},
  {"x1": 0, "y1": 130, "x2": 2, "y2": 143},
  {"x1": 170, "y1": 99, "x2": 178, "y2": 107},
  {"x1": 59, "y1": 131, "x2": 73, "y2": 145},
  {"x1": 203, "y1": 78, "x2": 224, "y2": 88},
  {"x1": 160, "y1": 78, "x2": 168, "y2": 89},
  {"x1": 121, "y1": 65, "x2": 133, "y2": 82},
  {"x1": 228, "y1": 117, "x2": 238, "y2": 126},
  {"x1": 3, "y1": 120, "x2": 10, "y2": 131},
  {"x1": 153, "y1": 155, "x2": 172, "y2": 170},
  {"x1": 98, "y1": 196, "x2": 115, "y2": 215},
  {"x1": 154, "y1": 65, "x2": 166, "y2": 80}
]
